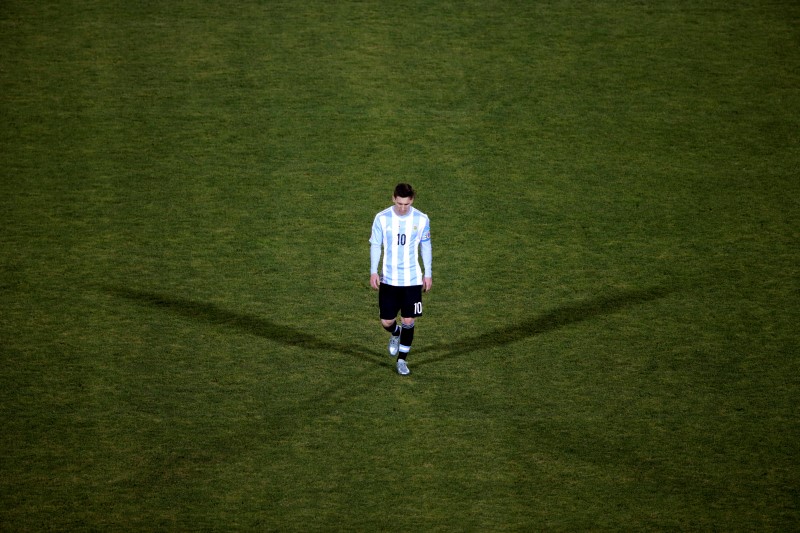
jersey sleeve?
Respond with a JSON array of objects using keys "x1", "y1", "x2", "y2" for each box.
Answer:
[
  {"x1": 420, "y1": 216, "x2": 431, "y2": 275},
  {"x1": 369, "y1": 215, "x2": 383, "y2": 274},
  {"x1": 369, "y1": 215, "x2": 383, "y2": 246},
  {"x1": 420, "y1": 216, "x2": 431, "y2": 242},
  {"x1": 421, "y1": 239, "x2": 432, "y2": 276},
  {"x1": 370, "y1": 243, "x2": 382, "y2": 274}
]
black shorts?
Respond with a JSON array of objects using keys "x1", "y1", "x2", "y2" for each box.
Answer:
[{"x1": 378, "y1": 283, "x2": 423, "y2": 320}]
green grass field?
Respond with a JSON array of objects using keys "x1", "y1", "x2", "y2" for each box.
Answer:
[{"x1": 2, "y1": 1, "x2": 798, "y2": 530}]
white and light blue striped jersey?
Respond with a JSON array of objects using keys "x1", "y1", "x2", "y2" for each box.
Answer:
[{"x1": 370, "y1": 206, "x2": 431, "y2": 287}]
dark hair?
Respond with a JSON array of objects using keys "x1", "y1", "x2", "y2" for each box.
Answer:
[{"x1": 393, "y1": 183, "x2": 416, "y2": 199}]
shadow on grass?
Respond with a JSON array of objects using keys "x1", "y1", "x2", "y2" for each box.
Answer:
[
  {"x1": 106, "y1": 285, "x2": 671, "y2": 371},
  {"x1": 104, "y1": 286, "x2": 383, "y2": 367},
  {"x1": 415, "y1": 286, "x2": 672, "y2": 367},
  {"x1": 102, "y1": 286, "x2": 384, "y2": 494}
]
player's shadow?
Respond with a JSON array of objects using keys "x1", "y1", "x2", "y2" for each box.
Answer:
[
  {"x1": 104, "y1": 286, "x2": 382, "y2": 367},
  {"x1": 106, "y1": 285, "x2": 672, "y2": 372},
  {"x1": 415, "y1": 286, "x2": 672, "y2": 367}
]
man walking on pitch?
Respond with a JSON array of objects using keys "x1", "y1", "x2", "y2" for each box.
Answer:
[{"x1": 369, "y1": 183, "x2": 432, "y2": 376}]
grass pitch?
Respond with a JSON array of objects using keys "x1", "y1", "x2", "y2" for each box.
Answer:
[{"x1": 2, "y1": 1, "x2": 799, "y2": 530}]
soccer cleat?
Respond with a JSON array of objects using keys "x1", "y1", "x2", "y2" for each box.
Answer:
[
  {"x1": 396, "y1": 359, "x2": 411, "y2": 376},
  {"x1": 388, "y1": 333, "x2": 400, "y2": 357}
]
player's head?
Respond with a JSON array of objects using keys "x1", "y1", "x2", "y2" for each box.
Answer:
[
  {"x1": 392, "y1": 183, "x2": 415, "y2": 216},
  {"x1": 393, "y1": 183, "x2": 415, "y2": 200}
]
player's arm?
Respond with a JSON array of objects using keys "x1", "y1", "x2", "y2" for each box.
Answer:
[
  {"x1": 421, "y1": 221, "x2": 432, "y2": 292},
  {"x1": 370, "y1": 244, "x2": 381, "y2": 289},
  {"x1": 369, "y1": 217, "x2": 383, "y2": 290}
]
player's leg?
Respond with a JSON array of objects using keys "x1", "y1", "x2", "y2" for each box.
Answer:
[
  {"x1": 395, "y1": 286, "x2": 423, "y2": 375},
  {"x1": 378, "y1": 284, "x2": 402, "y2": 356},
  {"x1": 382, "y1": 318, "x2": 400, "y2": 334},
  {"x1": 384, "y1": 319, "x2": 401, "y2": 357},
  {"x1": 398, "y1": 316, "x2": 415, "y2": 359}
]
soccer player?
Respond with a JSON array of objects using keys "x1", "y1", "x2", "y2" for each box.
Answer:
[{"x1": 369, "y1": 183, "x2": 432, "y2": 376}]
